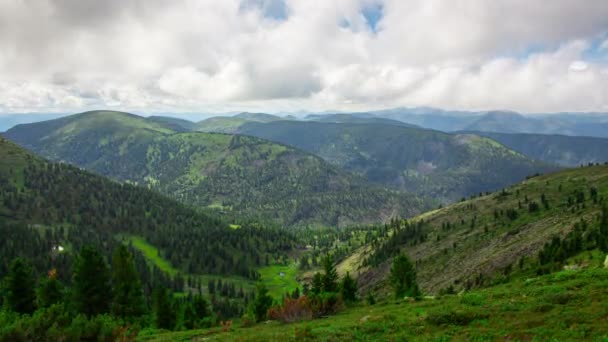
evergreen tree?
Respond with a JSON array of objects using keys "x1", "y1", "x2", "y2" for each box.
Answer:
[
  {"x1": 36, "y1": 268, "x2": 64, "y2": 308},
  {"x1": 192, "y1": 294, "x2": 209, "y2": 320},
  {"x1": 311, "y1": 272, "x2": 323, "y2": 295},
  {"x1": 321, "y1": 255, "x2": 338, "y2": 293},
  {"x1": 389, "y1": 254, "x2": 420, "y2": 299},
  {"x1": 599, "y1": 205, "x2": 608, "y2": 253},
  {"x1": 72, "y1": 245, "x2": 112, "y2": 316},
  {"x1": 111, "y1": 244, "x2": 146, "y2": 320},
  {"x1": 3, "y1": 258, "x2": 36, "y2": 314},
  {"x1": 291, "y1": 286, "x2": 300, "y2": 299},
  {"x1": 251, "y1": 283, "x2": 273, "y2": 322},
  {"x1": 340, "y1": 272, "x2": 357, "y2": 302},
  {"x1": 153, "y1": 286, "x2": 176, "y2": 330}
]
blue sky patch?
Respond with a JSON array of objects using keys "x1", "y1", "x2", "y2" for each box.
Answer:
[
  {"x1": 240, "y1": 0, "x2": 288, "y2": 21},
  {"x1": 362, "y1": 2, "x2": 384, "y2": 33}
]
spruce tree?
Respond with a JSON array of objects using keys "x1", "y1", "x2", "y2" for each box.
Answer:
[
  {"x1": 72, "y1": 245, "x2": 112, "y2": 316},
  {"x1": 321, "y1": 255, "x2": 338, "y2": 293},
  {"x1": 340, "y1": 272, "x2": 357, "y2": 302},
  {"x1": 311, "y1": 272, "x2": 323, "y2": 295},
  {"x1": 389, "y1": 254, "x2": 420, "y2": 299},
  {"x1": 251, "y1": 283, "x2": 273, "y2": 322},
  {"x1": 599, "y1": 205, "x2": 608, "y2": 253},
  {"x1": 111, "y1": 244, "x2": 146, "y2": 320},
  {"x1": 3, "y1": 258, "x2": 36, "y2": 314},
  {"x1": 36, "y1": 268, "x2": 64, "y2": 308},
  {"x1": 153, "y1": 286, "x2": 176, "y2": 330}
]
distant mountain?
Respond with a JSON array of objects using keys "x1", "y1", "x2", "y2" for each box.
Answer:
[
  {"x1": 146, "y1": 115, "x2": 196, "y2": 131},
  {"x1": 0, "y1": 113, "x2": 69, "y2": 131},
  {"x1": 195, "y1": 112, "x2": 283, "y2": 133},
  {"x1": 464, "y1": 111, "x2": 558, "y2": 134},
  {"x1": 304, "y1": 113, "x2": 419, "y2": 127},
  {"x1": 4, "y1": 110, "x2": 429, "y2": 227},
  {"x1": 463, "y1": 131, "x2": 608, "y2": 167},
  {"x1": 359, "y1": 107, "x2": 608, "y2": 138},
  {"x1": 238, "y1": 121, "x2": 555, "y2": 202},
  {"x1": 366, "y1": 107, "x2": 482, "y2": 132}
]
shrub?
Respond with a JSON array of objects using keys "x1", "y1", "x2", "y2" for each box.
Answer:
[
  {"x1": 426, "y1": 310, "x2": 488, "y2": 326},
  {"x1": 268, "y1": 296, "x2": 313, "y2": 323},
  {"x1": 0, "y1": 306, "x2": 135, "y2": 342},
  {"x1": 460, "y1": 293, "x2": 485, "y2": 306},
  {"x1": 294, "y1": 325, "x2": 314, "y2": 340},
  {"x1": 309, "y1": 292, "x2": 343, "y2": 318}
]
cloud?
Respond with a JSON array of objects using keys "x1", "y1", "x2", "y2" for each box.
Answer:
[{"x1": 0, "y1": 0, "x2": 607, "y2": 113}]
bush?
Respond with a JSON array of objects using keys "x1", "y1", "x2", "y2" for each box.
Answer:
[
  {"x1": 426, "y1": 310, "x2": 488, "y2": 326},
  {"x1": 308, "y1": 292, "x2": 343, "y2": 318},
  {"x1": 294, "y1": 325, "x2": 314, "y2": 340},
  {"x1": 460, "y1": 293, "x2": 485, "y2": 306},
  {"x1": 268, "y1": 296, "x2": 313, "y2": 323},
  {"x1": 0, "y1": 306, "x2": 136, "y2": 342}
]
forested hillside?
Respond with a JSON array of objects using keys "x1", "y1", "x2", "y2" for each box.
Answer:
[
  {"x1": 238, "y1": 121, "x2": 554, "y2": 201},
  {"x1": 345, "y1": 164, "x2": 608, "y2": 295},
  {"x1": 0, "y1": 137, "x2": 295, "y2": 282},
  {"x1": 4, "y1": 111, "x2": 429, "y2": 227}
]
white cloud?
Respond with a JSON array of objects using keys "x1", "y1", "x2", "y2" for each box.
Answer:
[
  {"x1": 569, "y1": 61, "x2": 589, "y2": 72},
  {"x1": 0, "y1": 0, "x2": 607, "y2": 113}
]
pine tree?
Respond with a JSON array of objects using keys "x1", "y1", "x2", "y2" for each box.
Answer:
[
  {"x1": 111, "y1": 244, "x2": 146, "y2": 320},
  {"x1": 3, "y1": 258, "x2": 36, "y2": 314},
  {"x1": 599, "y1": 205, "x2": 608, "y2": 253},
  {"x1": 36, "y1": 268, "x2": 64, "y2": 308},
  {"x1": 389, "y1": 254, "x2": 420, "y2": 299},
  {"x1": 321, "y1": 255, "x2": 338, "y2": 293},
  {"x1": 311, "y1": 272, "x2": 323, "y2": 295},
  {"x1": 153, "y1": 286, "x2": 176, "y2": 330},
  {"x1": 72, "y1": 245, "x2": 112, "y2": 316},
  {"x1": 251, "y1": 283, "x2": 273, "y2": 322},
  {"x1": 340, "y1": 272, "x2": 357, "y2": 302}
]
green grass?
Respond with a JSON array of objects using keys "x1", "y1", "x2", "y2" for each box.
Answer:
[
  {"x1": 127, "y1": 236, "x2": 179, "y2": 277},
  {"x1": 126, "y1": 236, "x2": 300, "y2": 297},
  {"x1": 139, "y1": 266, "x2": 608, "y2": 341},
  {"x1": 257, "y1": 264, "x2": 299, "y2": 299}
]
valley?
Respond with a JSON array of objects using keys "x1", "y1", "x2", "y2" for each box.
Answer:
[{"x1": 1, "y1": 110, "x2": 608, "y2": 341}]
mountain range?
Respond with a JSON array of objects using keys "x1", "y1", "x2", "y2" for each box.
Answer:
[
  {"x1": 3, "y1": 110, "x2": 428, "y2": 227},
  {"x1": 237, "y1": 120, "x2": 555, "y2": 201}
]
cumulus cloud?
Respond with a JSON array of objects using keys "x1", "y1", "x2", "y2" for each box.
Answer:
[{"x1": 0, "y1": 0, "x2": 607, "y2": 113}]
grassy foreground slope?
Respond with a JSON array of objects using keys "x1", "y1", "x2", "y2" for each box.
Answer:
[
  {"x1": 351, "y1": 164, "x2": 608, "y2": 295},
  {"x1": 239, "y1": 121, "x2": 555, "y2": 202},
  {"x1": 141, "y1": 267, "x2": 608, "y2": 341},
  {"x1": 4, "y1": 111, "x2": 429, "y2": 227}
]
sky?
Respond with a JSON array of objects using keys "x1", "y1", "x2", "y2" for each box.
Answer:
[{"x1": 1, "y1": 0, "x2": 608, "y2": 114}]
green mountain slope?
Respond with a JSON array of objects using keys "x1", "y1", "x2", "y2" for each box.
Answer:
[
  {"x1": 347, "y1": 164, "x2": 608, "y2": 295},
  {"x1": 238, "y1": 121, "x2": 555, "y2": 202},
  {"x1": 144, "y1": 266, "x2": 608, "y2": 341},
  {"x1": 195, "y1": 112, "x2": 283, "y2": 133},
  {"x1": 4, "y1": 111, "x2": 429, "y2": 227},
  {"x1": 465, "y1": 131, "x2": 608, "y2": 167},
  {"x1": 146, "y1": 115, "x2": 196, "y2": 131},
  {"x1": 0, "y1": 137, "x2": 294, "y2": 279}
]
